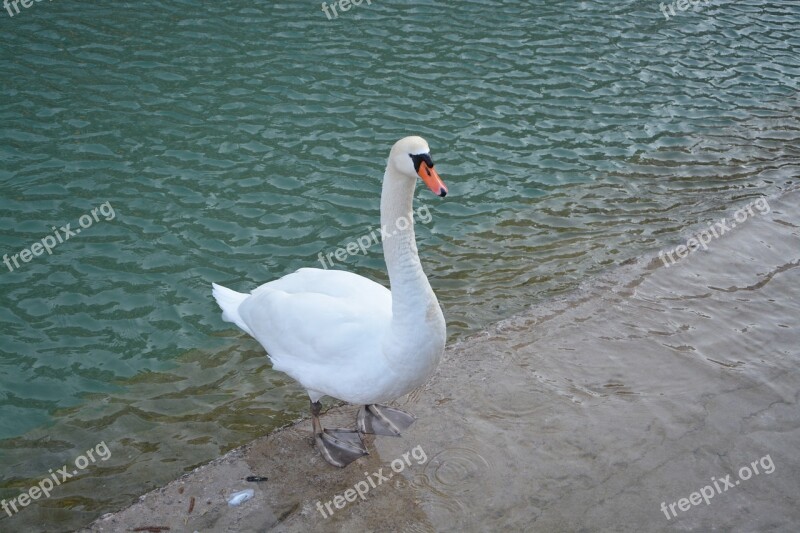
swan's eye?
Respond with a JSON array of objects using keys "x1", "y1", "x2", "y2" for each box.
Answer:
[{"x1": 409, "y1": 153, "x2": 434, "y2": 173}]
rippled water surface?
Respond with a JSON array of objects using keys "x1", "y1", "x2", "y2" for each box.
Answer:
[{"x1": 0, "y1": 0, "x2": 798, "y2": 531}]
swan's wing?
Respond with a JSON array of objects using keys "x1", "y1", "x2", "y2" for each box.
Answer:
[{"x1": 238, "y1": 268, "x2": 392, "y2": 369}]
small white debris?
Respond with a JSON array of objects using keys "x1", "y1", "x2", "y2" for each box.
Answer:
[{"x1": 227, "y1": 489, "x2": 254, "y2": 507}]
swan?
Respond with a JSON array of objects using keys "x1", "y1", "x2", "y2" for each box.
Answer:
[{"x1": 212, "y1": 136, "x2": 448, "y2": 467}]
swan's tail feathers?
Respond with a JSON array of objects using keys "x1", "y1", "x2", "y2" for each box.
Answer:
[{"x1": 211, "y1": 283, "x2": 254, "y2": 336}]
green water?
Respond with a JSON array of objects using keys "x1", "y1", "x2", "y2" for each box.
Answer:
[{"x1": 0, "y1": 0, "x2": 798, "y2": 530}]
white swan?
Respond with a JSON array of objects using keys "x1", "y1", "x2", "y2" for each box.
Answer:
[{"x1": 212, "y1": 136, "x2": 448, "y2": 467}]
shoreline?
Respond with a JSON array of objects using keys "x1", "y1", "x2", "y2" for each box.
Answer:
[{"x1": 78, "y1": 188, "x2": 800, "y2": 532}]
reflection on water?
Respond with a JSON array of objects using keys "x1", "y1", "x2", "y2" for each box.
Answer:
[{"x1": 0, "y1": 0, "x2": 798, "y2": 530}]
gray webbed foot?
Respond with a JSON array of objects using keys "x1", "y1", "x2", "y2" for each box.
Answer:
[
  {"x1": 357, "y1": 404, "x2": 416, "y2": 436},
  {"x1": 310, "y1": 400, "x2": 368, "y2": 468},
  {"x1": 315, "y1": 428, "x2": 368, "y2": 468}
]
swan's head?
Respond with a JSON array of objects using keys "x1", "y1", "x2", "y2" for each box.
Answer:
[{"x1": 389, "y1": 136, "x2": 448, "y2": 197}]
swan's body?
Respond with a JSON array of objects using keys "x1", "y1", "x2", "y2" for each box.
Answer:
[
  {"x1": 212, "y1": 136, "x2": 448, "y2": 467},
  {"x1": 214, "y1": 267, "x2": 443, "y2": 405}
]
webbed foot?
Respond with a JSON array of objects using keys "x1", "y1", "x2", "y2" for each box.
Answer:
[
  {"x1": 315, "y1": 428, "x2": 368, "y2": 468},
  {"x1": 357, "y1": 404, "x2": 416, "y2": 436},
  {"x1": 310, "y1": 400, "x2": 368, "y2": 468}
]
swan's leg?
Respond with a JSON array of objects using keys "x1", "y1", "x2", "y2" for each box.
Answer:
[
  {"x1": 357, "y1": 404, "x2": 416, "y2": 436},
  {"x1": 311, "y1": 401, "x2": 368, "y2": 468}
]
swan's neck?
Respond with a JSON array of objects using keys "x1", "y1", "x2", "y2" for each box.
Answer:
[{"x1": 380, "y1": 168, "x2": 435, "y2": 332}]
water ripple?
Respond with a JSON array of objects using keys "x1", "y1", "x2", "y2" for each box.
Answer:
[{"x1": 1, "y1": 0, "x2": 798, "y2": 530}]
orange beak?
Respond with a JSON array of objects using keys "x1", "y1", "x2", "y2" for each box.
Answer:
[{"x1": 417, "y1": 161, "x2": 448, "y2": 197}]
